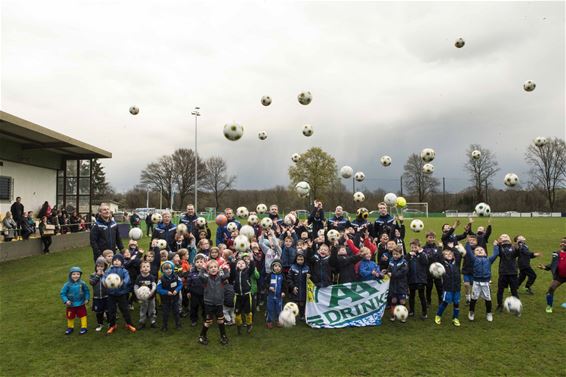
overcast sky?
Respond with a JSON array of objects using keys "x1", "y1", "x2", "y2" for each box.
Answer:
[{"x1": 2, "y1": 1, "x2": 564, "y2": 193}]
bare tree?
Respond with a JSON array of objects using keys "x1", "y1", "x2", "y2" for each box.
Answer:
[
  {"x1": 464, "y1": 144, "x2": 499, "y2": 202},
  {"x1": 525, "y1": 138, "x2": 566, "y2": 211},
  {"x1": 171, "y1": 148, "x2": 207, "y2": 207},
  {"x1": 140, "y1": 155, "x2": 175, "y2": 208},
  {"x1": 403, "y1": 153, "x2": 440, "y2": 202},
  {"x1": 202, "y1": 156, "x2": 236, "y2": 210}
]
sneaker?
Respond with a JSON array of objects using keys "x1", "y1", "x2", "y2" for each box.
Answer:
[
  {"x1": 95, "y1": 324, "x2": 104, "y2": 332},
  {"x1": 79, "y1": 328, "x2": 88, "y2": 335},
  {"x1": 220, "y1": 335, "x2": 229, "y2": 345},
  {"x1": 191, "y1": 322, "x2": 198, "y2": 327},
  {"x1": 390, "y1": 316, "x2": 395, "y2": 322},
  {"x1": 434, "y1": 315, "x2": 441, "y2": 325},
  {"x1": 266, "y1": 322, "x2": 273, "y2": 329},
  {"x1": 526, "y1": 287, "x2": 534, "y2": 295},
  {"x1": 468, "y1": 311, "x2": 475, "y2": 321},
  {"x1": 545, "y1": 305, "x2": 553, "y2": 314},
  {"x1": 420, "y1": 313, "x2": 428, "y2": 320},
  {"x1": 246, "y1": 324, "x2": 253, "y2": 334},
  {"x1": 452, "y1": 318, "x2": 461, "y2": 327},
  {"x1": 408, "y1": 312, "x2": 415, "y2": 317},
  {"x1": 129, "y1": 304, "x2": 134, "y2": 311},
  {"x1": 125, "y1": 324, "x2": 137, "y2": 333},
  {"x1": 150, "y1": 322, "x2": 158, "y2": 328},
  {"x1": 198, "y1": 336, "x2": 209, "y2": 345},
  {"x1": 181, "y1": 312, "x2": 189, "y2": 318},
  {"x1": 486, "y1": 313, "x2": 493, "y2": 322},
  {"x1": 496, "y1": 305, "x2": 503, "y2": 313},
  {"x1": 65, "y1": 328, "x2": 74, "y2": 335},
  {"x1": 106, "y1": 325, "x2": 118, "y2": 334}
]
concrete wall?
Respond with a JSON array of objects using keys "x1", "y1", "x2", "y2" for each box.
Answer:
[
  {"x1": 0, "y1": 160, "x2": 57, "y2": 216},
  {"x1": 0, "y1": 232, "x2": 90, "y2": 263}
]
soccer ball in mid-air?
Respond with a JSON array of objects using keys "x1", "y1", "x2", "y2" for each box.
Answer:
[
  {"x1": 256, "y1": 204, "x2": 267, "y2": 214},
  {"x1": 327, "y1": 229, "x2": 340, "y2": 242},
  {"x1": 128, "y1": 227, "x2": 143, "y2": 241},
  {"x1": 384, "y1": 193, "x2": 397, "y2": 206},
  {"x1": 260, "y1": 217, "x2": 273, "y2": 229},
  {"x1": 504, "y1": 173, "x2": 519, "y2": 187},
  {"x1": 227, "y1": 222, "x2": 238, "y2": 233},
  {"x1": 429, "y1": 262, "x2": 446, "y2": 278},
  {"x1": 284, "y1": 214, "x2": 296, "y2": 226},
  {"x1": 380, "y1": 155, "x2": 392, "y2": 167},
  {"x1": 353, "y1": 191, "x2": 365, "y2": 203},
  {"x1": 176, "y1": 223, "x2": 188, "y2": 234},
  {"x1": 261, "y1": 96, "x2": 272, "y2": 106},
  {"x1": 422, "y1": 163, "x2": 434, "y2": 174},
  {"x1": 474, "y1": 202, "x2": 491, "y2": 217},
  {"x1": 454, "y1": 37, "x2": 465, "y2": 48},
  {"x1": 471, "y1": 150, "x2": 481, "y2": 160},
  {"x1": 236, "y1": 206, "x2": 249, "y2": 218},
  {"x1": 421, "y1": 148, "x2": 436, "y2": 162},
  {"x1": 129, "y1": 106, "x2": 139, "y2": 115},
  {"x1": 396, "y1": 196, "x2": 407, "y2": 208},
  {"x1": 410, "y1": 219, "x2": 424, "y2": 232},
  {"x1": 340, "y1": 166, "x2": 353, "y2": 179},
  {"x1": 157, "y1": 239, "x2": 168, "y2": 250},
  {"x1": 258, "y1": 131, "x2": 268, "y2": 140},
  {"x1": 239, "y1": 225, "x2": 255, "y2": 241},
  {"x1": 105, "y1": 273, "x2": 122, "y2": 289},
  {"x1": 247, "y1": 214, "x2": 259, "y2": 226},
  {"x1": 234, "y1": 235, "x2": 250, "y2": 253},
  {"x1": 295, "y1": 181, "x2": 311, "y2": 196},
  {"x1": 298, "y1": 91, "x2": 312, "y2": 105},
  {"x1": 504, "y1": 296, "x2": 522, "y2": 316},
  {"x1": 356, "y1": 207, "x2": 369, "y2": 219},
  {"x1": 151, "y1": 213, "x2": 162, "y2": 223},
  {"x1": 291, "y1": 153, "x2": 301, "y2": 163},
  {"x1": 136, "y1": 286, "x2": 151, "y2": 301},
  {"x1": 394, "y1": 305, "x2": 409, "y2": 321},
  {"x1": 354, "y1": 171, "x2": 365, "y2": 182},
  {"x1": 533, "y1": 136, "x2": 547, "y2": 148},
  {"x1": 196, "y1": 217, "x2": 207, "y2": 228},
  {"x1": 523, "y1": 80, "x2": 536, "y2": 92},
  {"x1": 302, "y1": 124, "x2": 314, "y2": 137},
  {"x1": 215, "y1": 214, "x2": 228, "y2": 226},
  {"x1": 223, "y1": 122, "x2": 244, "y2": 141}
]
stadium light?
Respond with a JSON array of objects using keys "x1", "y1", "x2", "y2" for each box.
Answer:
[{"x1": 191, "y1": 107, "x2": 201, "y2": 212}]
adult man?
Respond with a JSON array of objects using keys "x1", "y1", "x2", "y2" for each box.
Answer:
[
  {"x1": 371, "y1": 202, "x2": 396, "y2": 239},
  {"x1": 10, "y1": 197, "x2": 24, "y2": 238},
  {"x1": 90, "y1": 203, "x2": 124, "y2": 264},
  {"x1": 152, "y1": 211, "x2": 177, "y2": 250},
  {"x1": 328, "y1": 206, "x2": 351, "y2": 232},
  {"x1": 215, "y1": 208, "x2": 241, "y2": 246},
  {"x1": 145, "y1": 212, "x2": 154, "y2": 237},
  {"x1": 179, "y1": 204, "x2": 198, "y2": 234},
  {"x1": 308, "y1": 200, "x2": 326, "y2": 239}
]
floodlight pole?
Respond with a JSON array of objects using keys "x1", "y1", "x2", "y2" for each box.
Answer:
[{"x1": 191, "y1": 107, "x2": 201, "y2": 213}]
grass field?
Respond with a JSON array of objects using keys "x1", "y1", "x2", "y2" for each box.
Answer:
[{"x1": 1, "y1": 218, "x2": 565, "y2": 376}]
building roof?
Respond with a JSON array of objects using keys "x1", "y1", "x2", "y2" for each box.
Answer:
[{"x1": 0, "y1": 111, "x2": 112, "y2": 159}]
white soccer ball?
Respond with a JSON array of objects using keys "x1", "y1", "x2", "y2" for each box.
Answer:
[
  {"x1": 247, "y1": 214, "x2": 259, "y2": 226},
  {"x1": 504, "y1": 173, "x2": 519, "y2": 187},
  {"x1": 260, "y1": 217, "x2": 273, "y2": 229},
  {"x1": 340, "y1": 166, "x2": 353, "y2": 179},
  {"x1": 410, "y1": 219, "x2": 424, "y2": 233},
  {"x1": 475, "y1": 202, "x2": 491, "y2": 217},
  {"x1": 239, "y1": 225, "x2": 256, "y2": 241},
  {"x1": 227, "y1": 222, "x2": 239, "y2": 233},
  {"x1": 523, "y1": 80, "x2": 536, "y2": 92},
  {"x1": 471, "y1": 150, "x2": 481, "y2": 160},
  {"x1": 504, "y1": 296, "x2": 523, "y2": 315},
  {"x1": 394, "y1": 305, "x2": 409, "y2": 321},
  {"x1": 196, "y1": 217, "x2": 207, "y2": 228},
  {"x1": 105, "y1": 273, "x2": 122, "y2": 289},
  {"x1": 429, "y1": 262, "x2": 446, "y2": 278},
  {"x1": 353, "y1": 191, "x2": 365, "y2": 203},
  {"x1": 223, "y1": 122, "x2": 244, "y2": 141},
  {"x1": 128, "y1": 227, "x2": 143, "y2": 240},
  {"x1": 302, "y1": 124, "x2": 314, "y2": 137},
  {"x1": 261, "y1": 95, "x2": 272, "y2": 106},
  {"x1": 384, "y1": 193, "x2": 398, "y2": 206},
  {"x1": 534, "y1": 136, "x2": 547, "y2": 147},
  {"x1": 421, "y1": 148, "x2": 436, "y2": 162},
  {"x1": 258, "y1": 131, "x2": 268, "y2": 140},
  {"x1": 298, "y1": 91, "x2": 312, "y2": 105},
  {"x1": 422, "y1": 163, "x2": 435, "y2": 174},
  {"x1": 236, "y1": 206, "x2": 249, "y2": 219},
  {"x1": 176, "y1": 223, "x2": 188, "y2": 234},
  {"x1": 327, "y1": 229, "x2": 340, "y2": 242},
  {"x1": 380, "y1": 155, "x2": 392, "y2": 167},
  {"x1": 284, "y1": 214, "x2": 296, "y2": 226},
  {"x1": 151, "y1": 213, "x2": 162, "y2": 223},
  {"x1": 234, "y1": 235, "x2": 250, "y2": 253},
  {"x1": 129, "y1": 106, "x2": 139, "y2": 115},
  {"x1": 136, "y1": 286, "x2": 151, "y2": 301},
  {"x1": 278, "y1": 305, "x2": 297, "y2": 328},
  {"x1": 256, "y1": 204, "x2": 268, "y2": 214},
  {"x1": 284, "y1": 302, "x2": 300, "y2": 317},
  {"x1": 157, "y1": 239, "x2": 168, "y2": 250},
  {"x1": 291, "y1": 153, "x2": 301, "y2": 163},
  {"x1": 295, "y1": 181, "x2": 311, "y2": 196},
  {"x1": 354, "y1": 171, "x2": 365, "y2": 182},
  {"x1": 454, "y1": 37, "x2": 465, "y2": 48}
]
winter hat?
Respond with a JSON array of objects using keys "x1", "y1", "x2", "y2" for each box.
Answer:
[
  {"x1": 160, "y1": 260, "x2": 174, "y2": 273},
  {"x1": 194, "y1": 253, "x2": 207, "y2": 262},
  {"x1": 112, "y1": 253, "x2": 125, "y2": 265},
  {"x1": 271, "y1": 258, "x2": 282, "y2": 270}
]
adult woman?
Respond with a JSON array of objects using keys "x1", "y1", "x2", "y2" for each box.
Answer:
[{"x1": 2, "y1": 211, "x2": 17, "y2": 242}]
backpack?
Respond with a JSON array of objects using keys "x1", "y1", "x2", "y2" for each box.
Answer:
[{"x1": 557, "y1": 251, "x2": 566, "y2": 278}]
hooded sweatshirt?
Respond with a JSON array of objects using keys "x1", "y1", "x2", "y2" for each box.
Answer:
[
  {"x1": 60, "y1": 267, "x2": 90, "y2": 307},
  {"x1": 156, "y1": 261, "x2": 182, "y2": 297}
]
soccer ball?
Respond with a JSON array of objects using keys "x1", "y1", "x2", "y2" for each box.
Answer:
[
  {"x1": 523, "y1": 80, "x2": 536, "y2": 92},
  {"x1": 327, "y1": 229, "x2": 340, "y2": 242},
  {"x1": 354, "y1": 171, "x2": 365, "y2": 182},
  {"x1": 421, "y1": 148, "x2": 436, "y2": 162},
  {"x1": 105, "y1": 273, "x2": 122, "y2": 289},
  {"x1": 234, "y1": 235, "x2": 250, "y2": 253},
  {"x1": 356, "y1": 207, "x2": 369, "y2": 219},
  {"x1": 284, "y1": 302, "x2": 299, "y2": 317},
  {"x1": 236, "y1": 206, "x2": 249, "y2": 218},
  {"x1": 279, "y1": 303, "x2": 298, "y2": 328},
  {"x1": 298, "y1": 91, "x2": 312, "y2": 105},
  {"x1": 284, "y1": 214, "x2": 296, "y2": 226},
  {"x1": 196, "y1": 217, "x2": 207, "y2": 228},
  {"x1": 258, "y1": 131, "x2": 268, "y2": 140},
  {"x1": 128, "y1": 227, "x2": 143, "y2": 241},
  {"x1": 394, "y1": 305, "x2": 409, "y2": 321},
  {"x1": 353, "y1": 191, "x2": 365, "y2": 203},
  {"x1": 380, "y1": 155, "x2": 392, "y2": 167},
  {"x1": 176, "y1": 223, "x2": 188, "y2": 234},
  {"x1": 295, "y1": 181, "x2": 311, "y2": 196},
  {"x1": 215, "y1": 214, "x2": 228, "y2": 226},
  {"x1": 223, "y1": 122, "x2": 244, "y2": 141},
  {"x1": 384, "y1": 193, "x2": 397, "y2": 206},
  {"x1": 504, "y1": 296, "x2": 523, "y2": 316},
  {"x1": 504, "y1": 173, "x2": 519, "y2": 187},
  {"x1": 227, "y1": 222, "x2": 238, "y2": 233},
  {"x1": 302, "y1": 124, "x2": 314, "y2": 137},
  {"x1": 422, "y1": 163, "x2": 435, "y2": 174},
  {"x1": 151, "y1": 213, "x2": 162, "y2": 223},
  {"x1": 240, "y1": 225, "x2": 256, "y2": 241},
  {"x1": 410, "y1": 219, "x2": 424, "y2": 232},
  {"x1": 454, "y1": 37, "x2": 465, "y2": 48},
  {"x1": 534, "y1": 136, "x2": 547, "y2": 147},
  {"x1": 261, "y1": 96, "x2": 272, "y2": 106},
  {"x1": 129, "y1": 106, "x2": 139, "y2": 115},
  {"x1": 260, "y1": 217, "x2": 273, "y2": 229},
  {"x1": 157, "y1": 239, "x2": 168, "y2": 250},
  {"x1": 396, "y1": 196, "x2": 407, "y2": 208},
  {"x1": 471, "y1": 150, "x2": 481, "y2": 160},
  {"x1": 474, "y1": 202, "x2": 491, "y2": 217},
  {"x1": 291, "y1": 153, "x2": 301, "y2": 163},
  {"x1": 429, "y1": 262, "x2": 446, "y2": 278},
  {"x1": 247, "y1": 214, "x2": 259, "y2": 226},
  {"x1": 340, "y1": 166, "x2": 353, "y2": 179},
  {"x1": 256, "y1": 204, "x2": 267, "y2": 214},
  {"x1": 136, "y1": 286, "x2": 151, "y2": 301}
]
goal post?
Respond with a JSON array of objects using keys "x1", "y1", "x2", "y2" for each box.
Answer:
[{"x1": 388, "y1": 202, "x2": 429, "y2": 218}]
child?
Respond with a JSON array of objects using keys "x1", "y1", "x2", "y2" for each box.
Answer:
[
  {"x1": 435, "y1": 248, "x2": 462, "y2": 327},
  {"x1": 441, "y1": 220, "x2": 469, "y2": 249},
  {"x1": 134, "y1": 261, "x2": 157, "y2": 329},
  {"x1": 466, "y1": 246, "x2": 497, "y2": 322},
  {"x1": 156, "y1": 261, "x2": 183, "y2": 331},
  {"x1": 187, "y1": 254, "x2": 206, "y2": 326},
  {"x1": 406, "y1": 240, "x2": 428, "y2": 319},
  {"x1": 102, "y1": 249, "x2": 114, "y2": 268},
  {"x1": 492, "y1": 234, "x2": 520, "y2": 312},
  {"x1": 330, "y1": 243, "x2": 362, "y2": 284},
  {"x1": 60, "y1": 266, "x2": 90, "y2": 335},
  {"x1": 103, "y1": 254, "x2": 136, "y2": 334},
  {"x1": 461, "y1": 235, "x2": 478, "y2": 305},
  {"x1": 377, "y1": 240, "x2": 395, "y2": 272},
  {"x1": 307, "y1": 244, "x2": 332, "y2": 288},
  {"x1": 144, "y1": 250, "x2": 159, "y2": 279},
  {"x1": 266, "y1": 259, "x2": 286, "y2": 328},
  {"x1": 423, "y1": 232, "x2": 443, "y2": 305},
  {"x1": 387, "y1": 246, "x2": 409, "y2": 322},
  {"x1": 259, "y1": 229, "x2": 282, "y2": 277},
  {"x1": 223, "y1": 278, "x2": 235, "y2": 326},
  {"x1": 359, "y1": 247, "x2": 382, "y2": 281},
  {"x1": 177, "y1": 249, "x2": 191, "y2": 316},
  {"x1": 233, "y1": 257, "x2": 256, "y2": 334},
  {"x1": 280, "y1": 231, "x2": 298, "y2": 274},
  {"x1": 287, "y1": 253, "x2": 309, "y2": 320},
  {"x1": 538, "y1": 237, "x2": 566, "y2": 313},
  {"x1": 89, "y1": 258, "x2": 109, "y2": 331},
  {"x1": 515, "y1": 235, "x2": 541, "y2": 294},
  {"x1": 198, "y1": 260, "x2": 230, "y2": 345}
]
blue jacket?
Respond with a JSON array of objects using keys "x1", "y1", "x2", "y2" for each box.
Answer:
[
  {"x1": 465, "y1": 244, "x2": 497, "y2": 282},
  {"x1": 103, "y1": 266, "x2": 131, "y2": 296},
  {"x1": 407, "y1": 251, "x2": 428, "y2": 285},
  {"x1": 90, "y1": 218, "x2": 123, "y2": 258},
  {"x1": 287, "y1": 261, "x2": 309, "y2": 301},
  {"x1": 179, "y1": 213, "x2": 198, "y2": 233},
  {"x1": 215, "y1": 219, "x2": 241, "y2": 246},
  {"x1": 268, "y1": 272, "x2": 285, "y2": 298},
  {"x1": 152, "y1": 222, "x2": 177, "y2": 250},
  {"x1": 60, "y1": 267, "x2": 90, "y2": 307},
  {"x1": 359, "y1": 260, "x2": 380, "y2": 281},
  {"x1": 372, "y1": 214, "x2": 395, "y2": 238},
  {"x1": 281, "y1": 243, "x2": 298, "y2": 269},
  {"x1": 328, "y1": 215, "x2": 351, "y2": 232},
  {"x1": 388, "y1": 258, "x2": 408, "y2": 295},
  {"x1": 157, "y1": 262, "x2": 183, "y2": 296}
]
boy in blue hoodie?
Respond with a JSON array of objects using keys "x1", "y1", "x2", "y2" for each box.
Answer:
[
  {"x1": 156, "y1": 260, "x2": 183, "y2": 331},
  {"x1": 359, "y1": 247, "x2": 382, "y2": 281},
  {"x1": 466, "y1": 245, "x2": 498, "y2": 322},
  {"x1": 103, "y1": 254, "x2": 136, "y2": 334},
  {"x1": 266, "y1": 259, "x2": 286, "y2": 328},
  {"x1": 60, "y1": 266, "x2": 90, "y2": 335}
]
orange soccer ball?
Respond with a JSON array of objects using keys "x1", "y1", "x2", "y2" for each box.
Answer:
[{"x1": 215, "y1": 214, "x2": 228, "y2": 226}]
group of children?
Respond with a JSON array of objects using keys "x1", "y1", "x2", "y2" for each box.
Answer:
[{"x1": 60, "y1": 202, "x2": 566, "y2": 343}]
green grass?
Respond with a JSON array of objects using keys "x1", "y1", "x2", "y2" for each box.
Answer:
[{"x1": 1, "y1": 218, "x2": 565, "y2": 376}]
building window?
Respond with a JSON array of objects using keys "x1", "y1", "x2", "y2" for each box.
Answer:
[{"x1": 0, "y1": 176, "x2": 12, "y2": 201}]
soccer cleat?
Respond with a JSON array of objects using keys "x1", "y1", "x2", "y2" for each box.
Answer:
[
  {"x1": 125, "y1": 324, "x2": 137, "y2": 333},
  {"x1": 95, "y1": 324, "x2": 104, "y2": 332},
  {"x1": 545, "y1": 305, "x2": 553, "y2": 314},
  {"x1": 65, "y1": 328, "x2": 74, "y2": 335},
  {"x1": 486, "y1": 313, "x2": 493, "y2": 322},
  {"x1": 198, "y1": 336, "x2": 209, "y2": 345},
  {"x1": 220, "y1": 335, "x2": 229, "y2": 345},
  {"x1": 434, "y1": 315, "x2": 441, "y2": 325},
  {"x1": 79, "y1": 328, "x2": 88, "y2": 335},
  {"x1": 106, "y1": 325, "x2": 118, "y2": 334},
  {"x1": 468, "y1": 312, "x2": 475, "y2": 321},
  {"x1": 452, "y1": 318, "x2": 461, "y2": 327}
]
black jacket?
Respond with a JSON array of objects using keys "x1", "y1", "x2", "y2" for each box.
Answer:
[
  {"x1": 232, "y1": 262, "x2": 256, "y2": 296},
  {"x1": 441, "y1": 226, "x2": 469, "y2": 249},
  {"x1": 90, "y1": 218, "x2": 124, "y2": 259},
  {"x1": 308, "y1": 248, "x2": 333, "y2": 288},
  {"x1": 517, "y1": 243, "x2": 536, "y2": 270},
  {"x1": 287, "y1": 260, "x2": 310, "y2": 302},
  {"x1": 330, "y1": 246, "x2": 362, "y2": 284},
  {"x1": 406, "y1": 251, "x2": 428, "y2": 285},
  {"x1": 441, "y1": 257, "x2": 461, "y2": 292},
  {"x1": 186, "y1": 267, "x2": 205, "y2": 296},
  {"x1": 388, "y1": 258, "x2": 409, "y2": 296},
  {"x1": 493, "y1": 244, "x2": 519, "y2": 276}
]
